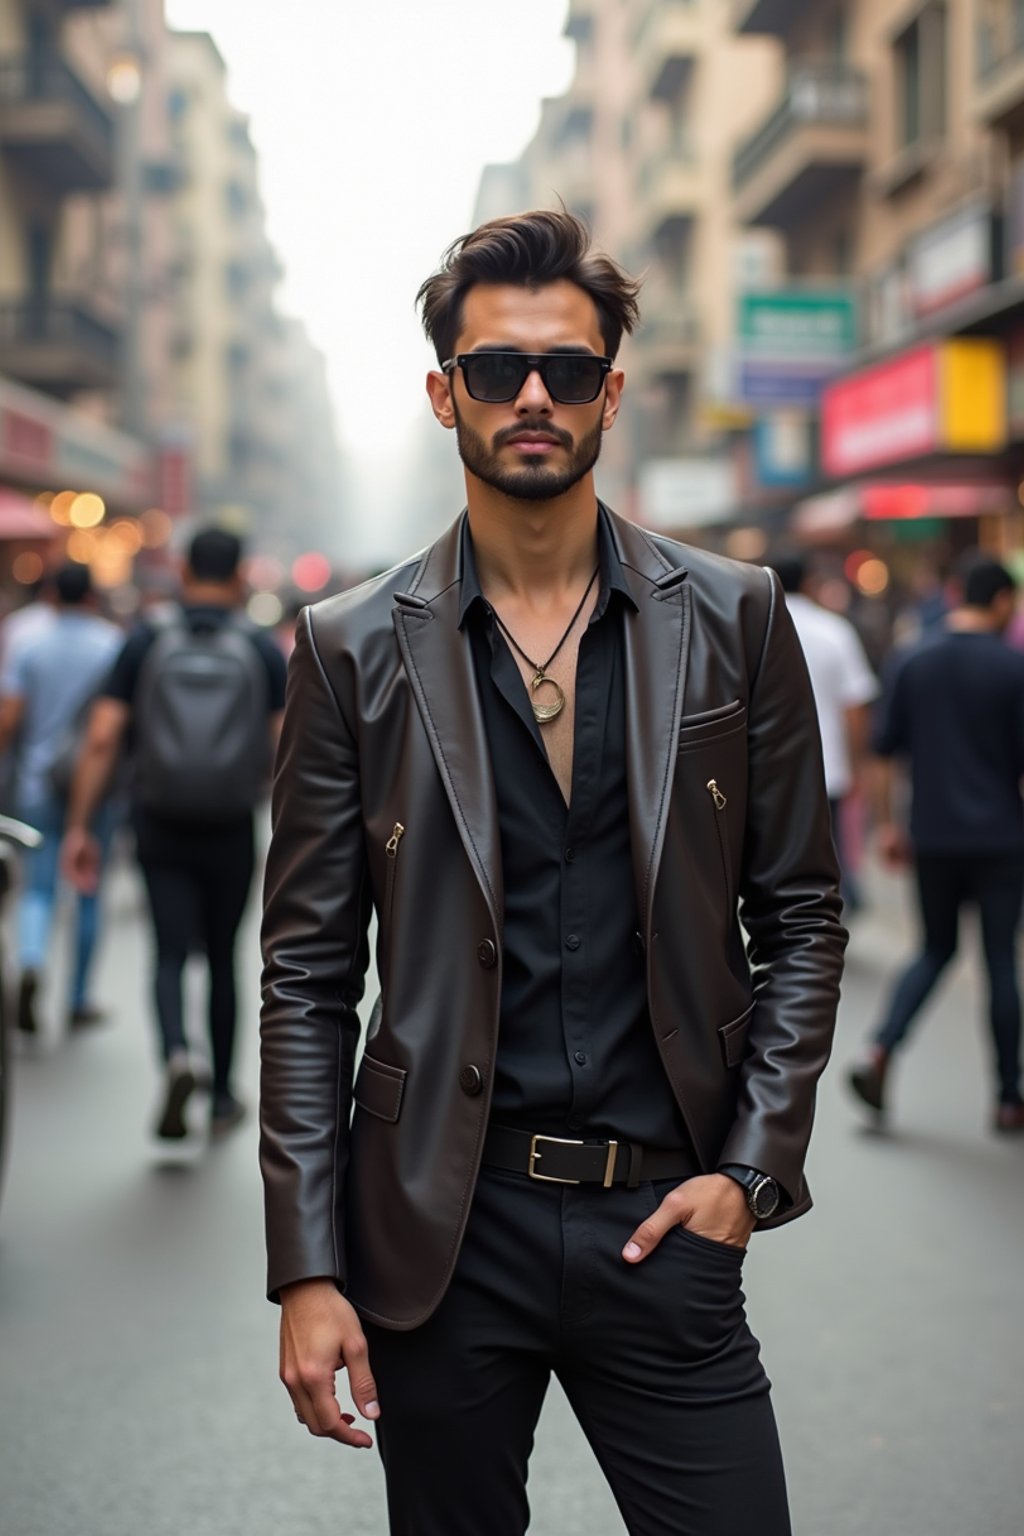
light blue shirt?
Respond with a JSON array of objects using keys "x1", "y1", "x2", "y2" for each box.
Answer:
[{"x1": 4, "y1": 611, "x2": 122, "y2": 807}]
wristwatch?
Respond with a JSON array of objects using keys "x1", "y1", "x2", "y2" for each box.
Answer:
[{"x1": 718, "y1": 1163, "x2": 781, "y2": 1220}]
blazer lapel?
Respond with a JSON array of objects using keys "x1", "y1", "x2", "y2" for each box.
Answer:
[
  {"x1": 392, "y1": 514, "x2": 504, "y2": 935},
  {"x1": 607, "y1": 509, "x2": 692, "y2": 932}
]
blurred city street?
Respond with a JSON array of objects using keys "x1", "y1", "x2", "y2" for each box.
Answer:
[{"x1": 0, "y1": 848, "x2": 1021, "y2": 1536}]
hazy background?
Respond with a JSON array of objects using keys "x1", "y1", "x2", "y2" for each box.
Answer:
[{"x1": 165, "y1": 0, "x2": 575, "y2": 565}]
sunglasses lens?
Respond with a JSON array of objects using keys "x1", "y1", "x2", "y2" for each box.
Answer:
[
  {"x1": 546, "y1": 356, "x2": 605, "y2": 403},
  {"x1": 463, "y1": 355, "x2": 527, "y2": 402}
]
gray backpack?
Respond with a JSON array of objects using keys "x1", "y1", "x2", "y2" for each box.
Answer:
[{"x1": 133, "y1": 607, "x2": 269, "y2": 820}]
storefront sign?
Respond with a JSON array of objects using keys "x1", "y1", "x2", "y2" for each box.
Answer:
[
  {"x1": 907, "y1": 203, "x2": 995, "y2": 319},
  {"x1": 821, "y1": 340, "x2": 1006, "y2": 479},
  {"x1": 754, "y1": 412, "x2": 812, "y2": 488},
  {"x1": 638, "y1": 456, "x2": 737, "y2": 530},
  {"x1": 0, "y1": 375, "x2": 153, "y2": 507},
  {"x1": 737, "y1": 290, "x2": 857, "y2": 407}
]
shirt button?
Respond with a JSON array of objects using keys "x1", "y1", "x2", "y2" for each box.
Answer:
[
  {"x1": 476, "y1": 939, "x2": 497, "y2": 968},
  {"x1": 564, "y1": 846, "x2": 576, "y2": 863},
  {"x1": 573, "y1": 1051, "x2": 588, "y2": 1066},
  {"x1": 565, "y1": 934, "x2": 581, "y2": 951},
  {"x1": 567, "y1": 1116, "x2": 583, "y2": 1132},
  {"x1": 459, "y1": 1065, "x2": 483, "y2": 1096}
]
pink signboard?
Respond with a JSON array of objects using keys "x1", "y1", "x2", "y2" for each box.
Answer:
[{"x1": 821, "y1": 345, "x2": 939, "y2": 479}]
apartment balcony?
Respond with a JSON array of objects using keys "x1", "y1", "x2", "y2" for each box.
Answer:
[
  {"x1": 0, "y1": 297, "x2": 119, "y2": 395},
  {"x1": 0, "y1": 55, "x2": 114, "y2": 192},
  {"x1": 633, "y1": 0, "x2": 701, "y2": 102},
  {"x1": 731, "y1": 0, "x2": 798, "y2": 36},
  {"x1": 636, "y1": 135, "x2": 703, "y2": 242},
  {"x1": 633, "y1": 281, "x2": 701, "y2": 376},
  {"x1": 732, "y1": 63, "x2": 869, "y2": 228},
  {"x1": 976, "y1": 1, "x2": 1024, "y2": 129}
]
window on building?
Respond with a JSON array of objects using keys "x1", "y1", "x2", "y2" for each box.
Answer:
[{"x1": 894, "y1": 5, "x2": 946, "y2": 150}]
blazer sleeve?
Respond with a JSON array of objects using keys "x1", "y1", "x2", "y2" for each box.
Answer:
[
  {"x1": 259, "y1": 607, "x2": 372, "y2": 1301},
  {"x1": 720, "y1": 568, "x2": 848, "y2": 1203}
]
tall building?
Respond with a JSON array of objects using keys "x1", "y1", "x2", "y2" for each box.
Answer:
[
  {"x1": 732, "y1": 0, "x2": 1024, "y2": 570},
  {"x1": 165, "y1": 30, "x2": 343, "y2": 559},
  {"x1": 472, "y1": 0, "x2": 778, "y2": 533}
]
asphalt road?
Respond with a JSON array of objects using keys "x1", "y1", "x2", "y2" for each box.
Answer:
[{"x1": 1, "y1": 850, "x2": 1022, "y2": 1536}]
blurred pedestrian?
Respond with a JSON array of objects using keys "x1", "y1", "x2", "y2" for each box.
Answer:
[
  {"x1": 0, "y1": 572, "x2": 57, "y2": 811},
  {"x1": 773, "y1": 552, "x2": 878, "y2": 913},
  {"x1": 847, "y1": 552, "x2": 1024, "y2": 1133},
  {"x1": 260, "y1": 209, "x2": 845, "y2": 1534},
  {"x1": 0, "y1": 563, "x2": 121, "y2": 1034},
  {"x1": 62, "y1": 528, "x2": 286, "y2": 1140}
]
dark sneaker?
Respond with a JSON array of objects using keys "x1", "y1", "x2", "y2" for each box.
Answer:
[
  {"x1": 994, "y1": 1101, "x2": 1024, "y2": 1134},
  {"x1": 847, "y1": 1048, "x2": 889, "y2": 1115},
  {"x1": 155, "y1": 1053, "x2": 196, "y2": 1140},
  {"x1": 68, "y1": 1004, "x2": 107, "y2": 1030},
  {"x1": 16, "y1": 970, "x2": 39, "y2": 1035},
  {"x1": 210, "y1": 1092, "x2": 247, "y2": 1139}
]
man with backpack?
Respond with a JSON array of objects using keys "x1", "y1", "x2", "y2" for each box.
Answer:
[
  {"x1": 0, "y1": 563, "x2": 121, "y2": 1034},
  {"x1": 63, "y1": 527, "x2": 286, "y2": 1139}
]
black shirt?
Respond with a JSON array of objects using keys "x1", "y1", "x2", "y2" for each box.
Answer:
[
  {"x1": 873, "y1": 627, "x2": 1024, "y2": 853},
  {"x1": 461, "y1": 512, "x2": 691, "y2": 1150}
]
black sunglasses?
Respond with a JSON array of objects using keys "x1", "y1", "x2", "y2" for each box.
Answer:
[{"x1": 442, "y1": 351, "x2": 612, "y2": 405}]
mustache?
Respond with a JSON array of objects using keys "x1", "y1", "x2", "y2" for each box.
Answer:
[{"x1": 492, "y1": 420, "x2": 574, "y2": 450}]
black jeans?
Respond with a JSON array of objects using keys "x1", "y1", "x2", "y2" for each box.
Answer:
[
  {"x1": 363, "y1": 1165, "x2": 790, "y2": 1536},
  {"x1": 875, "y1": 851, "x2": 1024, "y2": 1103},
  {"x1": 134, "y1": 809, "x2": 255, "y2": 1096}
]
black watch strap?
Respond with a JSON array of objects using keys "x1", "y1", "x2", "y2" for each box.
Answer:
[{"x1": 719, "y1": 1163, "x2": 780, "y2": 1218}]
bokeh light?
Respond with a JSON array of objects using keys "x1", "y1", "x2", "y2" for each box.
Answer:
[
  {"x1": 69, "y1": 493, "x2": 106, "y2": 529},
  {"x1": 248, "y1": 591, "x2": 284, "y2": 627},
  {"x1": 66, "y1": 529, "x2": 98, "y2": 564},
  {"x1": 140, "y1": 508, "x2": 173, "y2": 548},
  {"x1": 854, "y1": 558, "x2": 890, "y2": 597},
  {"x1": 12, "y1": 551, "x2": 44, "y2": 585},
  {"x1": 49, "y1": 490, "x2": 77, "y2": 526},
  {"x1": 292, "y1": 552, "x2": 331, "y2": 593}
]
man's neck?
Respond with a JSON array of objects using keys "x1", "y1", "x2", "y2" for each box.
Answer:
[
  {"x1": 465, "y1": 474, "x2": 601, "y2": 604},
  {"x1": 946, "y1": 607, "x2": 998, "y2": 634},
  {"x1": 181, "y1": 581, "x2": 237, "y2": 607}
]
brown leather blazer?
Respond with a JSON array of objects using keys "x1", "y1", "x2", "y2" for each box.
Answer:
[{"x1": 260, "y1": 508, "x2": 847, "y2": 1328}]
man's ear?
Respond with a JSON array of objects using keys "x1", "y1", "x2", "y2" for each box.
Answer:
[
  {"x1": 426, "y1": 370, "x2": 456, "y2": 430},
  {"x1": 602, "y1": 367, "x2": 625, "y2": 431}
]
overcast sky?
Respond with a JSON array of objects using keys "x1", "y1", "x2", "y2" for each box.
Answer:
[{"x1": 164, "y1": 0, "x2": 574, "y2": 561}]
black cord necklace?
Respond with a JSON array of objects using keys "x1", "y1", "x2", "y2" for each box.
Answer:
[{"x1": 491, "y1": 566, "x2": 600, "y2": 725}]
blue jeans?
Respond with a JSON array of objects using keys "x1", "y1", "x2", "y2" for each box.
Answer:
[{"x1": 17, "y1": 794, "x2": 117, "y2": 1010}]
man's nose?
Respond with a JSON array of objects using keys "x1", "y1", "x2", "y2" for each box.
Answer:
[{"x1": 514, "y1": 367, "x2": 553, "y2": 413}]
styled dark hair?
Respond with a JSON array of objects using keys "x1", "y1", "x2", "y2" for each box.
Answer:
[
  {"x1": 54, "y1": 562, "x2": 92, "y2": 606},
  {"x1": 187, "y1": 526, "x2": 243, "y2": 583},
  {"x1": 417, "y1": 209, "x2": 641, "y2": 364},
  {"x1": 958, "y1": 551, "x2": 1016, "y2": 608},
  {"x1": 771, "y1": 552, "x2": 807, "y2": 595}
]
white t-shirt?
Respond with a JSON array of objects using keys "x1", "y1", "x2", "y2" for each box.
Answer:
[{"x1": 785, "y1": 593, "x2": 879, "y2": 798}]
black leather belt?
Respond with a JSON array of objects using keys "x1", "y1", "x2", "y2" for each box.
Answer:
[{"x1": 482, "y1": 1124, "x2": 698, "y2": 1189}]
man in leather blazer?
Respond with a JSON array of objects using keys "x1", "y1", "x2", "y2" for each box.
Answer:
[{"x1": 260, "y1": 211, "x2": 847, "y2": 1536}]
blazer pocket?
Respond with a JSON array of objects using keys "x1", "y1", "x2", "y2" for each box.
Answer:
[
  {"x1": 353, "y1": 1053, "x2": 407, "y2": 1123},
  {"x1": 678, "y1": 700, "x2": 747, "y2": 751},
  {"x1": 717, "y1": 1002, "x2": 755, "y2": 1069}
]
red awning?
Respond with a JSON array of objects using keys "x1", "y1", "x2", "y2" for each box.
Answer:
[{"x1": 0, "y1": 489, "x2": 58, "y2": 541}]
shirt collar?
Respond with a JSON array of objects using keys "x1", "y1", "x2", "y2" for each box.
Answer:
[{"x1": 457, "y1": 504, "x2": 637, "y2": 631}]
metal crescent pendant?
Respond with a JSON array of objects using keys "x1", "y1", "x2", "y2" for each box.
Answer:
[{"x1": 531, "y1": 672, "x2": 565, "y2": 724}]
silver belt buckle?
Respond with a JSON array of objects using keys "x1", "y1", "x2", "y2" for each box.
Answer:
[{"x1": 528, "y1": 1133, "x2": 619, "y2": 1187}]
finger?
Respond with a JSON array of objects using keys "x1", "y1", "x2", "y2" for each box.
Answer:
[
  {"x1": 622, "y1": 1194, "x2": 686, "y2": 1263},
  {"x1": 343, "y1": 1332, "x2": 381, "y2": 1422},
  {"x1": 302, "y1": 1372, "x2": 373, "y2": 1448}
]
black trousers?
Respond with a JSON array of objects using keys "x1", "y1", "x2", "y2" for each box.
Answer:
[
  {"x1": 363, "y1": 1164, "x2": 790, "y2": 1536},
  {"x1": 874, "y1": 851, "x2": 1023, "y2": 1104},
  {"x1": 133, "y1": 809, "x2": 255, "y2": 1096}
]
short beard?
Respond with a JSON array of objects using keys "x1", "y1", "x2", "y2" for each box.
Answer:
[{"x1": 452, "y1": 405, "x2": 603, "y2": 503}]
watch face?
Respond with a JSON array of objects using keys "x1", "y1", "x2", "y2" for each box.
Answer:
[{"x1": 751, "y1": 1178, "x2": 780, "y2": 1219}]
